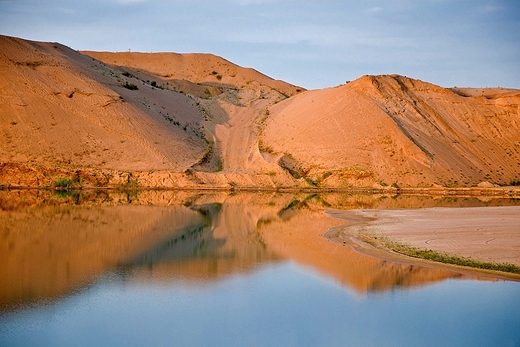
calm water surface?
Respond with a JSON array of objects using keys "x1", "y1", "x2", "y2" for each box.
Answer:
[{"x1": 1, "y1": 190, "x2": 519, "y2": 346}]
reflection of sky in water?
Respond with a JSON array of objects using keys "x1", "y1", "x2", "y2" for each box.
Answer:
[
  {"x1": 1, "y1": 191, "x2": 520, "y2": 346},
  {"x1": 1, "y1": 261, "x2": 519, "y2": 347}
]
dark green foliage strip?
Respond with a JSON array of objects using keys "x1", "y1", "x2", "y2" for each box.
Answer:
[{"x1": 385, "y1": 239, "x2": 520, "y2": 274}]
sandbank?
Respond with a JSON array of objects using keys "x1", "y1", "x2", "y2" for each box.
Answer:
[{"x1": 326, "y1": 206, "x2": 520, "y2": 279}]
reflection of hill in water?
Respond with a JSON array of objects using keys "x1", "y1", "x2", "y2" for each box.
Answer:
[
  {"x1": 121, "y1": 203, "x2": 282, "y2": 282},
  {"x1": 2, "y1": 190, "x2": 516, "y2": 310},
  {"x1": 255, "y1": 198, "x2": 469, "y2": 294}
]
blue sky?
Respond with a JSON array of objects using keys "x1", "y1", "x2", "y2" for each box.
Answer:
[{"x1": 1, "y1": 0, "x2": 519, "y2": 90}]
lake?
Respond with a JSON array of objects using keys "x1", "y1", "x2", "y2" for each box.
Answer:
[{"x1": 1, "y1": 190, "x2": 519, "y2": 346}]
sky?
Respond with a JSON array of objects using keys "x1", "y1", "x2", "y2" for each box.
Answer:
[{"x1": 0, "y1": 0, "x2": 519, "y2": 90}]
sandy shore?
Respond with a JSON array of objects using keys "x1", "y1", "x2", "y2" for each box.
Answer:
[{"x1": 326, "y1": 206, "x2": 520, "y2": 278}]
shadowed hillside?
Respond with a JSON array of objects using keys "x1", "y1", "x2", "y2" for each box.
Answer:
[
  {"x1": 1, "y1": 35, "x2": 519, "y2": 190},
  {"x1": 0, "y1": 35, "x2": 213, "y2": 175}
]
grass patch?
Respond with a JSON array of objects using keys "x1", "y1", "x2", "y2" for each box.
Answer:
[
  {"x1": 123, "y1": 81, "x2": 138, "y2": 90},
  {"x1": 379, "y1": 237, "x2": 520, "y2": 275},
  {"x1": 53, "y1": 177, "x2": 73, "y2": 189},
  {"x1": 122, "y1": 179, "x2": 139, "y2": 189},
  {"x1": 314, "y1": 171, "x2": 333, "y2": 185},
  {"x1": 258, "y1": 140, "x2": 274, "y2": 154},
  {"x1": 305, "y1": 177, "x2": 318, "y2": 187},
  {"x1": 150, "y1": 80, "x2": 163, "y2": 89},
  {"x1": 117, "y1": 174, "x2": 140, "y2": 189}
]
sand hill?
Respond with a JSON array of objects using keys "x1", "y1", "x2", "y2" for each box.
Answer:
[
  {"x1": 1, "y1": 35, "x2": 519, "y2": 190},
  {"x1": 262, "y1": 75, "x2": 520, "y2": 188}
]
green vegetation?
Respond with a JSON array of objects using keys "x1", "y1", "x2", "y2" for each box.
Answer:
[
  {"x1": 123, "y1": 81, "x2": 138, "y2": 90},
  {"x1": 122, "y1": 178, "x2": 139, "y2": 189},
  {"x1": 314, "y1": 171, "x2": 333, "y2": 186},
  {"x1": 305, "y1": 178, "x2": 318, "y2": 187},
  {"x1": 258, "y1": 140, "x2": 274, "y2": 154},
  {"x1": 149, "y1": 80, "x2": 164, "y2": 89},
  {"x1": 210, "y1": 71, "x2": 223, "y2": 80},
  {"x1": 53, "y1": 177, "x2": 73, "y2": 189},
  {"x1": 322, "y1": 171, "x2": 333, "y2": 180},
  {"x1": 54, "y1": 189, "x2": 80, "y2": 199},
  {"x1": 377, "y1": 237, "x2": 520, "y2": 275}
]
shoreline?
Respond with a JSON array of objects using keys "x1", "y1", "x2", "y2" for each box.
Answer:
[
  {"x1": 2, "y1": 185, "x2": 520, "y2": 197},
  {"x1": 325, "y1": 206, "x2": 520, "y2": 281}
]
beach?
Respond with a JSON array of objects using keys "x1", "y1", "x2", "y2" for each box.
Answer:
[{"x1": 326, "y1": 206, "x2": 520, "y2": 278}]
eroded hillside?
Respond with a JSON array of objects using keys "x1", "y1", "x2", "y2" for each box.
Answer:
[
  {"x1": 1, "y1": 35, "x2": 519, "y2": 190},
  {"x1": 261, "y1": 75, "x2": 520, "y2": 188}
]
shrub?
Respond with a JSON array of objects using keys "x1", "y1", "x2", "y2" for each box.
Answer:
[
  {"x1": 54, "y1": 177, "x2": 72, "y2": 189},
  {"x1": 123, "y1": 81, "x2": 138, "y2": 90}
]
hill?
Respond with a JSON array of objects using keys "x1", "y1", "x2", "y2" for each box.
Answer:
[
  {"x1": 261, "y1": 75, "x2": 520, "y2": 188},
  {"x1": 0, "y1": 35, "x2": 519, "y2": 190}
]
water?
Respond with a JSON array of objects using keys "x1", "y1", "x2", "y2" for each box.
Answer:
[{"x1": 1, "y1": 190, "x2": 519, "y2": 346}]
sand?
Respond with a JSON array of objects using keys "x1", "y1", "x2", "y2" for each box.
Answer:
[
  {"x1": 326, "y1": 206, "x2": 520, "y2": 276},
  {"x1": 2, "y1": 34, "x2": 520, "y2": 189},
  {"x1": 262, "y1": 75, "x2": 520, "y2": 187}
]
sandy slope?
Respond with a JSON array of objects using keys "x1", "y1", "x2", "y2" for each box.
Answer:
[
  {"x1": 1, "y1": 35, "x2": 519, "y2": 189},
  {"x1": 262, "y1": 75, "x2": 520, "y2": 188},
  {"x1": 0, "y1": 35, "x2": 211, "y2": 173},
  {"x1": 81, "y1": 51, "x2": 302, "y2": 99},
  {"x1": 82, "y1": 50, "x2": 305, "y2": 186}
]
